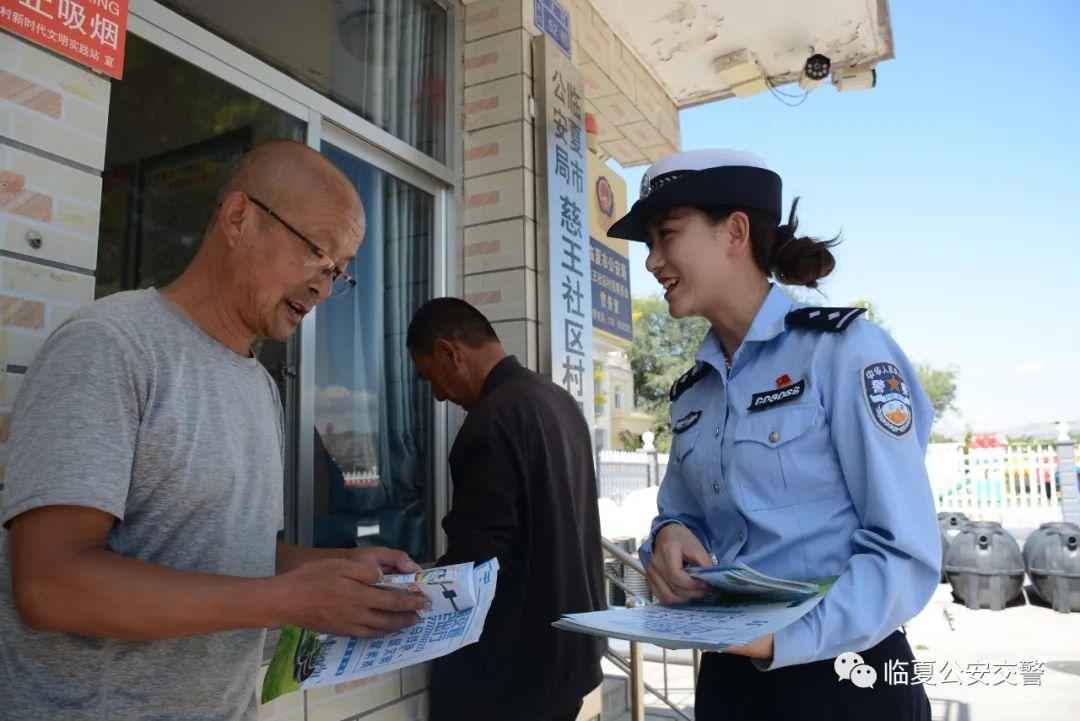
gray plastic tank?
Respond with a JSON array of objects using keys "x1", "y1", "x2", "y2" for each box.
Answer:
[
  {"x1": 604, "y1": 557, "x2": 626, "y2": 607},
  {"x1": 944, "y1": 521, "x2": 1026, "y2": 610},
  {"x1": 1023, "y1": 522, "x2": 1080, "y2": 613},
  {"x1": 622, "y1": 566, "x2": 653, "y2": 604},
  {"x1": 937, "y1": 512, "x2": 969, "y2": 582},
  {"x1": 605, "y1": 537, "x2": 652, "y2": 605}
]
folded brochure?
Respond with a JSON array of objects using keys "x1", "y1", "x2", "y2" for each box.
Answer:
[
  {"x1": 375, "y1": 562, "x2": 478, "y2": 616},
  {"x1": 553, "y1": 565, "x2": 835, "y2": 651},
  {"x1": 262, "y1": 559, "x2": 498, "y2": 703}
]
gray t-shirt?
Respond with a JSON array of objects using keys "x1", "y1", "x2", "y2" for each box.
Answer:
[{"x1": 0, "y1": 289, "x2": 284, "y2": 720}]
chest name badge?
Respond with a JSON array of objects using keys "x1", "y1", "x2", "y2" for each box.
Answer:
[
  {"x1": 747, "y1": 379, "x2": 805, "y2": 412},
  {"x1": 862, "y1": 362, "x2": 913, "y2": 437},
  {"x1": 673, "y1": 410, "x2": 702, "y2": 434}
]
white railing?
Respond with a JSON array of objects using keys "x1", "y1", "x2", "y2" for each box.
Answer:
[
  {"x1": 929, "y1": 443, "x2": 1065, "y2": 527},
  {"x1": 597, "y1": 449, "x2": 668, "y2": 503},
  {"x1": 600, "y1": 443, "x2": 1070, "y2": 529},
  {"x1": 600, "y1": 536, "x2": 695, "y2": 721}
]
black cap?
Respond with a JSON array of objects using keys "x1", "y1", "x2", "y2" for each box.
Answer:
[{"x1": 607, "y1": 149, "x2": 782, "y2": 242}]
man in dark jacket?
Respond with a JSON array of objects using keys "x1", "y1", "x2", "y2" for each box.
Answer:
[{"x1": 407, "y1": 297, "x2": 606, "y2": 721}]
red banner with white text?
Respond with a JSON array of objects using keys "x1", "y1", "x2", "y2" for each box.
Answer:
[{"x1": 1, "y1": 0, "x2": 128, "y2": 79}]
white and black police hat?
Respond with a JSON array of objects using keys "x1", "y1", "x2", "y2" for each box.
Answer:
[{"x1": 607, "y1": 148, "x2": 782, "y2": 242}]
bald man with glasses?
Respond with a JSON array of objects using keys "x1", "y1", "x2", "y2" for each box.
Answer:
[{"x1": 0, "y1": 140, "x2": 427, "y2": 721}]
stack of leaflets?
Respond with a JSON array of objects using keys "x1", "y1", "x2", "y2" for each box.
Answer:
[
  {"x1": 375, "y1": 562, "x2": 478, "y2": 616},
  {"x1": 553, "y1": 563, "x2": 835, "y2": 652},
  {"x1": 262, "y1": 559, "x2": 498, "y2": 703},
  {"x1": 685, "y1": 562, "x2": 821, "y2": 603}
]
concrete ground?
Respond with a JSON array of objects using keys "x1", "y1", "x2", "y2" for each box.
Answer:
[
  {"x1": 603, "y1": 581, "x2": 1080, "y2": 721},
  {"x1": 907, "y1": 583, "x2": 1080, "y2": 721}
]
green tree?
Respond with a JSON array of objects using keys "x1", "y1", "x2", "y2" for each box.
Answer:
[
  {"x1": 914, "y1": 362, "x2": 959, "y2": 418},
  {"x1": 616, "y1": 429, "x2": 640, "y2": 452},
  {"x1": 849, "y1": 299, "x2": 890, "y2": 331},
  {"x1": 781, "y1": 284, "x2": 824, "y2": 306},
  {"x1": 627, "y1": 294, "x2": 961, "y2": 441},
  {"x1": 852, "y1": 300, "x2": 958, "y2": 420},
  {"x1": 628, "y1": 297, "x2": 709, "y2": 450}
]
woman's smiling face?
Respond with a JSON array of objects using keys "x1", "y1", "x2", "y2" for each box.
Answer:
[{"x1": 643, "y1": 206, "x2": 737, "y2": 319}]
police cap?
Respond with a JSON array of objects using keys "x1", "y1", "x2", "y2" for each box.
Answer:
[{"x1": 607, "y1": 148, "x2": 782, "y2": 243}]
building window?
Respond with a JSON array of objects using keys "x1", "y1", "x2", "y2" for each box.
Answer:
[
  {"x1": 312, "y1": 143, "x2": 434, "y2": 561},
  {"x1": 614, "y1": 386, "x2": 623, "y2": 411},
  {"x1": 97, "y1": 35, "x2": 306, "y2": 299},
  {"x1": 162, "y1": 0, "x2": 449, "y2": 162},
  {"x1": 95, "y1": 33, "x2": 306, "y2": 534},
  {"x1": 95, "y1": 33, "x2": 440, "y2": 558}
]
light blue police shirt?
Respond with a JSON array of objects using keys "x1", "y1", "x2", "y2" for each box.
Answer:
[{"x1": 638, "y1": 285, "x2": 941, "y2": 670}]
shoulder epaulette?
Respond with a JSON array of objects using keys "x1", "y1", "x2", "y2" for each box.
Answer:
[
  {"x1": 785, "y1": 306, "x2": 866, "y2": 333},
  {"x1": 669, "y1": 363, "x2": 709, "y2": 402}
]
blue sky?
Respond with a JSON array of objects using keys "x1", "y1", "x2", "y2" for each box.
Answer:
[{"x1": 614, "y1": 1, "x2": 1079, "y2": 433}]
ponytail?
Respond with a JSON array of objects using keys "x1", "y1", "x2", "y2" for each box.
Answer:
[
  {"x1": 700, "y1": 197, "x2": 839, "y2": 288},
  {"x1": 768, "y1": 198, "x2": 838, "y2": 288}
]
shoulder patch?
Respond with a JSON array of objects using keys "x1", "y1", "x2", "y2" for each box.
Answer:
[
  {"x1": 861, "y1": 362, "x2": 914, "y2": 438},
  {"x1": 669, "y1": 363, "x2": 709, "y2": 402},
  {"x1": 785, "y1": 306, "x2": 867, "y2": 333}
]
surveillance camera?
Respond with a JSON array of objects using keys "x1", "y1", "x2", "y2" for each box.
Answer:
[
  {"x1": 798, "y1": 53, "x2": 831, "y2": 90},
  {"x1": 833, "y1": 65, "x2": 877, "y2": 92}
]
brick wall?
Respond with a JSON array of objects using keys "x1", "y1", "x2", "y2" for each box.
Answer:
[
  {"x1": 568, "y1": 0, "x2": 679, "y2": 165},
  {"x1": 274, "y1": 1, "x2": 627, "y2": 717},
  {"x1": 461, "y1": 0, "x2": 542, "y2": 370},
  {"x1": 459, "y1": 0, "x2": 678, "y2": 373},
  {"x1": 256, "y1": 663, "x2": 430, "y2": 721},
  {"x1": 0, "y1": 31, "x2": 108, "y2": 508},
  {"x1": 455, "y1": 4, "x2": 652, "y2": 711},
  {"x1": 2, "y1": 4, "x2": 617, "y2": 717}
]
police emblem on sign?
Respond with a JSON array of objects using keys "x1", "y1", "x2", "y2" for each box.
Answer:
[
  {"x1": 862, "y1": 362, "x2": 914, "y2": 437},
  {"x1": 596, "y1": 176, "x2": 614, "y2": 218}
]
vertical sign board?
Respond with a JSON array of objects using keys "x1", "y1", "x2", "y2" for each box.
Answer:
[
  {"x1": 0, "y1": 0, "x2": 129, "y2": 79},
  {"x1": 533, "y1": 35, "x2": 594, "y2": 426}
]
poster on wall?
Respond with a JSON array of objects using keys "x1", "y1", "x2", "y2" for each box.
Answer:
[
  {"x1": 0, "y1": 0, "x2": 129, "y2": 79},
  {"x1": 533, "y1": 35, "x2": 594, "y2": 425},
  {"x1": 95, "y1": 162, "x2": 135, "y2": 298},
  {"x1": 590, "y1": 239, "x2": 632, "y2": 341},
  {"x1": 587, "y1": 153, "x2": 631, "y2": 341},
  {"x1": 137, "y1": 127, "x2": 252, "y2": 288}
]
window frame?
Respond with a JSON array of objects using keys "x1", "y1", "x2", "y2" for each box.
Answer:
[
  {"x1": 125, "y1": 0, "x2": 461, "y2": 552},
  {"x1": 129, "y1": 0, "x2": 459, "y2": 184}
]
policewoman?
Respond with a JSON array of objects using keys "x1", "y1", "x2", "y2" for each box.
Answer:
[{"x1": 610, "y1": 149, "x2": 940, "y2": 720}]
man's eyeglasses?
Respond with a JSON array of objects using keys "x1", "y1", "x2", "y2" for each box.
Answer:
[{"x1": 248, "y1": 195, "x2": 357, "y2": 298}]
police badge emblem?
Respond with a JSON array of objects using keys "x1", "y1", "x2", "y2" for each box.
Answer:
[
  {"x1": 596, "y1": 175, "x2": 615, "y2": 218},
  {"x1": 862, "y1": 362, "x2": 914, "y2": 437},
  {"x1": 639, "y1": 172, "x2": 651, "y2": 200},
  {"x1": 673, "y1": 410, "x2": 702, "y2": 434}
]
